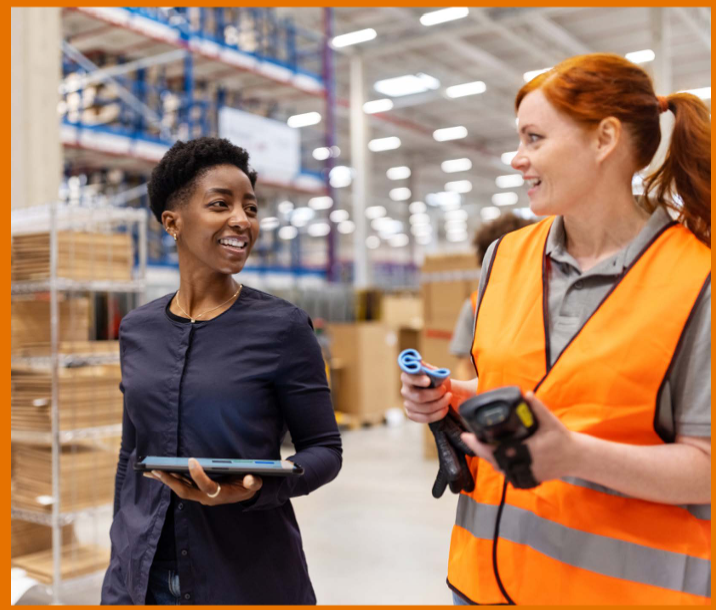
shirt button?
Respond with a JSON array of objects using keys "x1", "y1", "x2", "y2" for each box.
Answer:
[
  {"x1": 177, "y1": 503, "x2": 184, "y2": 511},
  {"x1": 181, "y1": 549, "x2": 188, "y2": 556},
  {"x1": 184, "y1": 593, "x2": 191, "y2": 600},
  {"x1": 574, "y1": 280, "x2": 584, "y2": 290}
]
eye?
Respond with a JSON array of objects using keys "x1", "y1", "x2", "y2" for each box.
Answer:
[
  {"x1": 527, "y1": 133, "x2": 542, "y2": 143},
  {"x1": 245, "y1": 204, "x2": 258, "y2": 216},
  {"x1": 210, "y1": 200, "x2": 228, "y2": 208}
]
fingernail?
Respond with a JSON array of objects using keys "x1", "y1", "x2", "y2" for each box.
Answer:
[
  {"x1": 188, "y1": 459, "x2": 197, "y2": 469},
  {"x1": 143, "y1": 472, "x2": 155, "y2": 479},
  {"x1": 151, "y1": 470, "x2": 162, "y2": 478}
]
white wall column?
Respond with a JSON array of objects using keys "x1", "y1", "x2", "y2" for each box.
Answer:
[
  {"x1": 11, "y1": 8, "x2": 62, "y2": 210},
  {"x1": 350, "y1": 53, "x2": 371, "y2": 288},
  {"x1": 649, "y1": 7, "x2": 674, "y2": 173}
]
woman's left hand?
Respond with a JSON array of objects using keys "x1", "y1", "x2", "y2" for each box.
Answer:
[
  {"x1": 461, "y1": 391, "x2": 579, "y2": 484},
  {"x1": 145, "y1": 458, "x2": 263, "y2": 506}
]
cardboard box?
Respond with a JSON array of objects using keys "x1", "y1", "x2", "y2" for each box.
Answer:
[
  {"x1": 420, "y1": 253, "x2": 479, "y2": 334},
  {"x1": 327, "y1": 322, "x2": 400, "y2": 417},
  {"x1": 381, "y1": 294, "x2": 423, "y2": 329},
  {"x1": 419, "y1": 253, "x2": 479, "y2": 459}
]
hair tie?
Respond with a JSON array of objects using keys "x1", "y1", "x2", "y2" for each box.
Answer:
[{"x1": 656, "y1": 95, "x2": 669, "y2": 114}]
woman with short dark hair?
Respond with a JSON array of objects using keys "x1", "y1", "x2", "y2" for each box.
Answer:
[{"x1": 101, "y1": 137, "x2": 342, "y2": 605}]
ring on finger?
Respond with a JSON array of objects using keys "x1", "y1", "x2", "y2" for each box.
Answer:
[{"x1": 206, "y1": 484, "x2": 221, "y2": 499}]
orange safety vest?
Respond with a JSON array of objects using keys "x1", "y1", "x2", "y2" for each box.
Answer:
[
  {"x1": 449, "y1": 217, "x2": 711, "y2": 605},
  {"x1": 469, "y1": 290, "x2": 478, "y2": 315}
]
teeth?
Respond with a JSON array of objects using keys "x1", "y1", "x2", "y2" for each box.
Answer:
[
  {"x1": 219, "y1": 238, "x2": 247, "y2": 248},
  {"x1": 527, "y1": 179, "x2": 541, "y2": 188}
]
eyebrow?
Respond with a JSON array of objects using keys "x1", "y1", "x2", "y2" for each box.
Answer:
[
  {"x1": 205, "y1": 187, "x2": 257, "y2": 201},
  {"x1": 519, "y1": 123, "x2": 537, "y2": 134}
]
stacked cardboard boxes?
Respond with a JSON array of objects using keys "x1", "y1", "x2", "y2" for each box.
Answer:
[
  {"x1": 11, "y1": 440, "x2": 119, "y2": 513},
  {"x1": 328, "y1": 322, "x2": 401, "y2": 421},
  {"x1": 11, "y1": 231, "x2": 133, "y2": 282},
  {"x1": 420, "y1": 253, "x2": 480, "y2": 457}
]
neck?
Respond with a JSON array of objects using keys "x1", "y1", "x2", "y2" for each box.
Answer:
[
  {"x1": 176, "y1": 268, "x2": 238, "y2": 314},
  {"x1": 562, "y1": 181, "x2": 650, "y2": 270}
]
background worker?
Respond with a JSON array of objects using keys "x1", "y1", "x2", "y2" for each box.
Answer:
[{"x1": 402, "y1": 53, "x2": 711, "y2": 605}]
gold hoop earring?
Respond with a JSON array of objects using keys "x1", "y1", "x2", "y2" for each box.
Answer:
[{"x1": 173, "y1": 234, "x2": 178, "y2": 242}]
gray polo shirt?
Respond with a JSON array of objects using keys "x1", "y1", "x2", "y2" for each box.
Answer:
[{"x1": 474, "y1": 207, "x2": 710, "y2": 439}]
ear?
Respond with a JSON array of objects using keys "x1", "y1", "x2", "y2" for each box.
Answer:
[
  {"x1": 594, "y1": 116, "x2": 622, "y2": 164},
  {"x1": 162, "y1": 210, "x2": 181, "y2": 239}
]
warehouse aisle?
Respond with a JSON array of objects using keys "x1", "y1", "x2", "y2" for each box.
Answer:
[
  {"x1": 290, "y1": 420, "x2": 457, "y2": 605},
  {"x1": 17, "y1": 420, "x2": 457, "y2": 605}
]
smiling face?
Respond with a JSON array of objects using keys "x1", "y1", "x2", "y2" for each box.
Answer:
[
  {"x1": 163, "y1": 164, "x2": 259, "y2": 276},
  {"x1": 512, "y1": 89, "x2": 599, "y2": 217}
]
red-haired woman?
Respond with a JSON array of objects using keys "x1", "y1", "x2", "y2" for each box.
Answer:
[{"x1": 401, "y1": 54, "x2": 710, "y2": 605}]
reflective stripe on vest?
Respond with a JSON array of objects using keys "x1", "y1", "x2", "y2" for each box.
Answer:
[{"x1": 448, "y1": 218, "x2": 712, "y2": 605}]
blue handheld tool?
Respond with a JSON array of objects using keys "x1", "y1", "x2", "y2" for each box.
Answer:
[{"x1": 398, "y1": 349, "x2": 451, "y2": 388}]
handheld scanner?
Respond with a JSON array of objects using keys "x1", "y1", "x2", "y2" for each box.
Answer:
[
  {"x1": 398, "y1": 349, "x2": 451, "y2": 388},
  {"x1": 458, "y1": 386, "x2": 539, "y2": 445}
]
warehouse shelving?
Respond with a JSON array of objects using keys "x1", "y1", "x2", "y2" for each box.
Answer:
[
  {"x1": 60, "y1": 7, "x2": 338, "y2": 271},
  {"x1": 10, "y1": 201, "x2": 147, "y2": 604}
]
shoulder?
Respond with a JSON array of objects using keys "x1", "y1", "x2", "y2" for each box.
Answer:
[
  {"x1": 119, "y1": 293, "x2": 172, "y2": 332},
  {"x1": 238, "y1": 286, "x2": 312, "y2": 331}
]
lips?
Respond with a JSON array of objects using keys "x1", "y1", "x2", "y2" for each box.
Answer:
[
  {"x1": 524, "y1": 176, "x2": 541, "y2": 197},
  {"x1": 218, "y1": 236, "x2": 249, "y2": 255}
]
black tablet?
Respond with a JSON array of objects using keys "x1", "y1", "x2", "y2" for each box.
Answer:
[{"x1": 134, "y1": 456, "x2": 304, "y2": 478}]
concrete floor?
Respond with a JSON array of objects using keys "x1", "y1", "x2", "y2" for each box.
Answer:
[{"x1": 16, "y1": 420, "x2": 459, "y2": 605}]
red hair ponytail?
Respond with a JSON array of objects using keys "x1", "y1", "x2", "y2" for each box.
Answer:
[{"x1": 516, "y1": 54, "x2": 711, "y2": 245}]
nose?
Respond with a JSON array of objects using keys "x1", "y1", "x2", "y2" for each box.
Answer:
[
  {"x1": 511, "y1": 145, "x2": 529, "y2": 173},
  {"x1": 228, "y1": 209, "x2": 251, "y2": 231}
]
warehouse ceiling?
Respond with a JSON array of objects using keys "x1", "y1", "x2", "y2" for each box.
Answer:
[{"x1": 62, "y1": 7, "x2": 711, "y2": 255}]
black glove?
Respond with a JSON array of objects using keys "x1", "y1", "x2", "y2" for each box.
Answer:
[{"x1": 429, "y1": 411, "x2": 476, "y2": 498}]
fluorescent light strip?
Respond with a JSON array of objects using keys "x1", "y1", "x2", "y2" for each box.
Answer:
[
  {"x1": 420, "y1": 7, "x2": 470, "y2": 26},
  {"x1": 386, "y1": 166, "x2": 411, "y2": 180},
  {"x1": 331, "y1": 28, "x2": 377, "y2": 48},
  {"x1": 680, "y1": 87, "x2": 711, "y2": 100},
  {"x1": 626, "y1": 49, "x2": 655, "y2": 64},
  {"x1": 492, "y1": 192, "x2": 519, "y2": 206},
  {"x1": 374, "y1": 73, "x2": 440, "y2": 97},
  {"x1": 446, "y1": 80, "x2": 486, "y2": 98},
  {"x1": 368, "y1": 136, "x2": 401, "y2": 152},
  {"x1": 441, "y1": 158, "x2": 472, "y2": 173},
  {"x1": 501, "y1": 151, "x2": 517, "y2": 165},
  {"x1": 523, "y1": 67, "x2": 552, "y2": 83},
  {"x1": 389, "y1": 187, "x2": 412, "y2": 201},
  {"x1": 363, "y1": 98, "x2": 394, "y2": 114},
  {"x1": 445, "y1": 180, "x2": 472, "y2": 194},
  {"x1": 287, "y1": 112, "x2": 321, "y2": 128},
  {"x1": 495, "y1": 174, "x2": 524, "y2": 189},
  {"x1": 433, "y1": 126, "x2": 468, "y2": 142}
]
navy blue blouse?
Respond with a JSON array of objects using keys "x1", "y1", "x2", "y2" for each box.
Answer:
[{"x1": 100, "y1": 287, "x2": 342, "y2": 605}]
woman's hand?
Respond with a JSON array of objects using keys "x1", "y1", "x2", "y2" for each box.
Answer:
[
  {"x1": 145, "y1": 458, "x2": 263, "y2": 506},
  {"x1": 461, "y1": 391, "x2": 578, "y2": 483},
  {"x1": 400, "y1": 370, "x2": 453, "y2": 424},
  {"x1": 401, "y1": 368, "x2": 478, "y2": 424}
]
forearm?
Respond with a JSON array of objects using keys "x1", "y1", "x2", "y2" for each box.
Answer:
[
  {"x1": 450, "y1": 377, "x2": 478, "y2": 408},
  {"x1": 567, "y1": 433, "x2": 711, "y2": 505}
]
